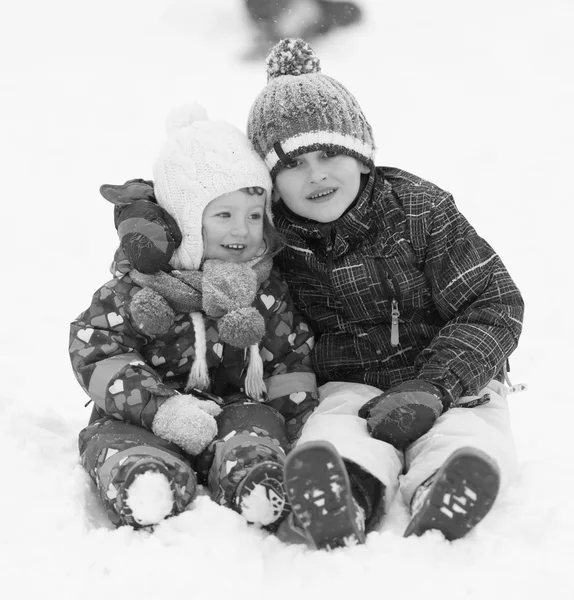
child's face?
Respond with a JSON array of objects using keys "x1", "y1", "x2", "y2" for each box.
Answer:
[
  {"x1": 274, "y1": 150, "x2": 371, "y2": 222},
  {"x1": 202, "y1": 190, "x2": 266, "y2": 263}
]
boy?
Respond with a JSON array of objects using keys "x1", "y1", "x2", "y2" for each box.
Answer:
[{"x1": 247, "y1": 38, "x2": 524, "y2": 549}]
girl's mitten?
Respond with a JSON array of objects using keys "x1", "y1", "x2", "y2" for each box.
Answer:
[{"x1": 152, "y1": 394, "x2": 222, "y2": 455}]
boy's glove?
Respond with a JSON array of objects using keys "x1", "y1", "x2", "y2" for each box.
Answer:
[
  {"x1": 152, "y1": 394, "x2": 222, "y2": 456},
  {"x1": 358, "y1": 380, "x2": 445, "y2": 450}
]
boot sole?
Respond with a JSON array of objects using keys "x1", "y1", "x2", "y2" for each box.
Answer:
[
  {"x1": 404, "y1": 447, "x2": 500, "y2": 540},
  {"x1": 284, "y1": 441, "x2": 365, "y2": 550}
]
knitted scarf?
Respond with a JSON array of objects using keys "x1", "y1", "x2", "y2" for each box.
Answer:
[{"x1": 130, "y1": 256, "x2": 273, "y2": 401}]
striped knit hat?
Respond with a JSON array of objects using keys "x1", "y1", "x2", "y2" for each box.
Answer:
[{"x1": 247, "y1": 38, "x2": 375, "y2": 180}]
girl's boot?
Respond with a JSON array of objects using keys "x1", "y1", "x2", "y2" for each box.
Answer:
[
  {"x1": 206, "y1": 400, "x2": 291, "y2": 530},
  {"x1": 80, "y1": 417, "x2": 197, "y2": 528}
]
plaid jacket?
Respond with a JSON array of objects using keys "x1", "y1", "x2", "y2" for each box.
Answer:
[{"x1": 272, "y1": 167, "x2": 524, "y2": 404}]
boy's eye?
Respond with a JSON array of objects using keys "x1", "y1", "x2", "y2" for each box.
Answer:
[
  {"x1": 323, "y1": 150, "x2": 338, "y2": 158},
  {"x1": 249, "y1": 212, "x2": 263, "y2": 220},
  {"x1": 283, "y1": 158, "x2": 300, "y2": 169},
  {"x1": 215, "y1": 212, "x2": 230, "y2": 218}
]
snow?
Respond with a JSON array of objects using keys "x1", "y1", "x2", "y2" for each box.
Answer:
[
  {"x1": 2, "y1": 0, "x2": 573, "y2": 598},
  {"x1": 124, "y1": 471, "x2": 175, "y2": 526},
  {"x1": 239, "y1": 483, "x2": 282, "y2": 526}
]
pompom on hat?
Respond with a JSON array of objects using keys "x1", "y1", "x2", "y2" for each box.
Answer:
[
  {"x1": 247, "y1": 38, "x2": 375, "y2": 180},
  {"x1": 154, "y1": 103, "x2": 273, "y2": 271}
]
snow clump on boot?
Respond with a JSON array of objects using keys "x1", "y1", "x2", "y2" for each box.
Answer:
[
  {"x1": 124, "y1": 471, "x2": 174, "y2": 526},
  {"x1": 239, "y1": 483, "x2": 285, "y2": 527}
]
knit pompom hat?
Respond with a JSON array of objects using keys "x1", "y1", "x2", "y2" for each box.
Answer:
[
  {"x1": 247, "y1": 38, "x2": 375, "y2": 180},
  {"x1": 153, "y1": 103, "x2": 273, "y2": 270}
]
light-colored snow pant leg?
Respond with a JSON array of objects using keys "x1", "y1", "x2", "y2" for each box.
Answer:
[
  {"x1": 400, "y1": 379, "x2": 519, "y2": 506},
  {"x1": 296, "y1": 381, "x2": 404, "y2": 513}
]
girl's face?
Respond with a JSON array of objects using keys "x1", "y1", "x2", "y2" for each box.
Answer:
[
  {"x1": 202, "y1": 190, "x2": 266, "y2": 263},
  {"x1": 274, "y1": 150, "x2": 370, "y2": 223}
]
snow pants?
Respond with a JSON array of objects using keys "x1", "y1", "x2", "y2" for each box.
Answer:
[
  {"x1": 79, "y1": 400, "x2": 291, "y2": 528},
  {"x1": 296, "y1": 379, "x2": 518, "y2": 532}
]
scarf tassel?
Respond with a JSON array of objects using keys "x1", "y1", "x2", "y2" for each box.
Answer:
[
  {"x1": 186, "y1": 312, "x2": 210, "y2": 392},
  {"x1": 245, "y1": 344, "x2": 267, "y2": 402},
  {"x1": 186, "y1": 315, "x2": 266, "y2": 402}
]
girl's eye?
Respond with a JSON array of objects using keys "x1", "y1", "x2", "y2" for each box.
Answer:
[
  {"x1": 215, "y1": 212, "x2": 230, "y2": 218},
  {"x1": 324, "y1": 150, "x2": 338, "y2": 158},
  {"x1": 249, "y1": 212, "x2": 263, "y2": 221}
]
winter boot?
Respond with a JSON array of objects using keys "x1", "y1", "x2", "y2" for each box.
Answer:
[
  {"x1": 404, "y1": 447, "x2": 501, "y2": 540},
  {"x1": 206, "y1": 400, "x2": 291, "y2": 519},
  {"x1": 233, "y1": 460, "x2": 290, "y2": 530},
  {"x1": 284, "y1": 441, "x2": 366, "y2": 550},
  {"x1": 80, "y1": 417, "x2": 198, "y2": 529},
  {"x1": 119, "y1": 457, "x2": 177, "y2": 528}
]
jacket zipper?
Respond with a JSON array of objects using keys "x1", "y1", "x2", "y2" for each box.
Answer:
[
  {"x1": 326, "y1": 226, "x2": 336, "y2": 271},
  {"x1": 376, "y1": 261, "x2": 402, "y2": 346},
  {"x1": 390, "y1": 298, "x2": 400, "y2": 346},
  {"x1": 387, "y1": 272, "x2": 402, "y2": 346}
]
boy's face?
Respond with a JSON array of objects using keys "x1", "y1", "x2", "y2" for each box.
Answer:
[
  {"x1": 202, "y1": 190, "x2": 266, "y2": 262},
  {"x1": 274, "y1": 150, "x2": 371, "y2": 223}
]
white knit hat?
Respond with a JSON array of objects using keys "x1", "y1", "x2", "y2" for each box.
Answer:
[
  {"x1": 152, "y1": 104, "x2": 272, "y2": 401},
  {"x1": 153, "y1": 103, "x2": 273, "y2": 271}
]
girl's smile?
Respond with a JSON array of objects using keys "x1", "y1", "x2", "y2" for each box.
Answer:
[{"x1": 202, "y1": 189, "x2": 266, "y2": 263}]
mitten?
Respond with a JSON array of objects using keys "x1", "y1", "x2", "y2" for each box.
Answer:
[
  {"x1": 358, "y1": 380, "x2": 445, "y2": 450},
  {"x1": 100, "y1": 179, "x2": 182, "y2": 274},
  {"x1": 152, "y1": 394, "x2": 222, "y2": 455}
]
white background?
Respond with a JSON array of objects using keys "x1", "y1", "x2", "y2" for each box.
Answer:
[{"x1": 1, "y1": 1, "x2": 573, "y2": 598}]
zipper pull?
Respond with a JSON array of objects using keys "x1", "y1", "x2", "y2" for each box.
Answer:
[{"x1": 390, "y1": 299, "x2": 400, "y2": 346}]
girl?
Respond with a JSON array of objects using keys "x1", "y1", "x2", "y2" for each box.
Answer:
[{"x1": 70, "y1": 104, "x2": 318, "y2": 530}]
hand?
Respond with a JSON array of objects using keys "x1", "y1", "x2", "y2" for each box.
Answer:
[
  {"x1": 358, "y1": 380, "x2": 445, "y2": 450},
  {"x1": 151, "y1": 394, "x2": 222, "y2": 455}
]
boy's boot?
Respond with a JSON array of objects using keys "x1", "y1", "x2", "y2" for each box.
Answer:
[
  {"x1": 233, "y1": 460, "x2": 290, "y2": 531},
  {"x1": 404, "y1": 447, "x2": 501, "y2": 540},
  {"x1": 283, "y1": 441, "x2": 366, "y2": 550}
]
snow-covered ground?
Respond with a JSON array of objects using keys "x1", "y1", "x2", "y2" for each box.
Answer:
[{"x1": 2, "y1": 1, "x2": 573, "y2": 598}]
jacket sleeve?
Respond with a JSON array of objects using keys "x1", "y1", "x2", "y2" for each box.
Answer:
[
  {"x1": 256, "y1": 269, "x2": 319, "y2": 442},
  {"x1": 414, "y1": 192, "x2": 525, "y2": 403},
  {"x1": 69, "y1": 276, "x2": 173, "y2": 429}
]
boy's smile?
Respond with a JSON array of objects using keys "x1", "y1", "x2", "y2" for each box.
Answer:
[
  {"x1": 274, "y1": 150, "x2": 370, "y2": 223},
  {"x1": 306, "y1": 186, "x2": 338, "y2": 201}
]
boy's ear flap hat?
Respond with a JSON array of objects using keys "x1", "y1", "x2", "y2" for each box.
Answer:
[
  {"x1": 153, "y1": 103, "x2": 273, "y2": 271},
  {"x1": 246, "y1": 37, "x2": 376, "y2": 181}
]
